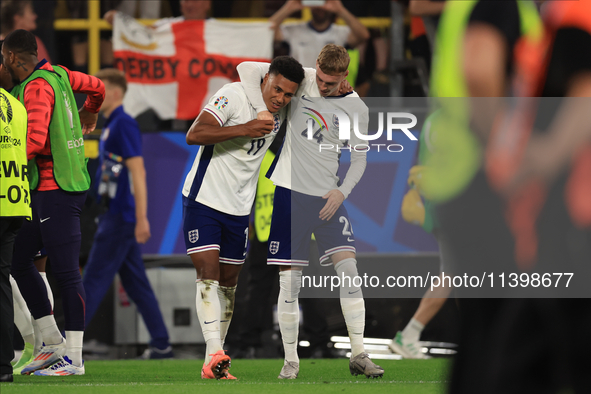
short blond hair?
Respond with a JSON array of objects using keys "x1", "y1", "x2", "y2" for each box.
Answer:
[
  {"x1": 317, "y1": 44, "x2": 350, "y2": 75},
  {"x1": 95, "y1": 68, "x2": 127, "y2": 94}
]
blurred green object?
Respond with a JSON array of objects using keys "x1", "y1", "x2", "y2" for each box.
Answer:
[{"x1": 425, "y1": 0, "x2": 542, "y2": 203}]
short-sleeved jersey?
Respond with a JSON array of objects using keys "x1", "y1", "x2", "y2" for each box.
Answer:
[
  {"x1": 97, "y1": 105, "x2": 143, "y2": 223},
  {"x1": 182, "y1": 83, "x2": 284, "y2": 216},
  {"x1": 268, "y1": 69, "x2": 369, "y2": 197},
  {"x1": 281, "y1": 23, "x2": 351, "y2": 68}
]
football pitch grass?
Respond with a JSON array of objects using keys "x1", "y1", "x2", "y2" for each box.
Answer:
[{"x1": 2, "y1": 358, "x2": 450, "y2": 394}]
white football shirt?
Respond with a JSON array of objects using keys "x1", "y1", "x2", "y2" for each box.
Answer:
[
  {"x1": 235, "y1": 63, "x2": 368, "y2": 199},
  {"x1": 269, "y1": 80, "x2": 369, "y2": 197},
  {"x1": 281, "y1": 22, "x2": 351, "y2": 68},
  {"x1": 182, "y1": 82, "x2": 284, "y2": 215}
]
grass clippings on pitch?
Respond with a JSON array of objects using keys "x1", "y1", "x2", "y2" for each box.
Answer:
[{"x1": 2, "y1": 358, "x2": 450, "y2": 394}]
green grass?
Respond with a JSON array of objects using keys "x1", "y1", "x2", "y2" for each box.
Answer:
[{"x1": 1, "y1": 358, "x2": 450, "y2": 394}]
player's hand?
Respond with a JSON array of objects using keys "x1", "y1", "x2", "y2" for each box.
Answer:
[
  {"x1": 407, "y1": 165, "x2": 425, "y2": 192},
  {"x1": 286, "y1": 0, "x2": 304, "y2": 12},
  {"x1": 338, "y1": 79, "x2": 353, "y2": 95},
  {"x1": 79, "y1": 108, "x2": 98, "y2": 134},
  {"x1": 135, "y1": 217, "x2": 151, "y2": 244},
  {"x1": 243, "y1": 119, "x2": 274, "y2": 138},
  {"x1": 401, "y1": 188, "x2": 425, "y2": 226},
  {"x1": 257, "y1": 111, "x2": 274, "y2": 121},
  {"x1": 103, "y1": 10, "x2": 117, "y2": 25},
  {"x1": 319, "y1": 189, "x2": 345, "y2": 221}
]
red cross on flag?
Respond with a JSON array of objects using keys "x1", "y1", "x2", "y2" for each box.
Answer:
[{"x1": 112, "y1": 12, "x2": 274, "y2": 120}]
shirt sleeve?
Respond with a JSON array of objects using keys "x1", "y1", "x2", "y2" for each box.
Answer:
[
  {"x1": 62, "y1": 65, "x2": 105, "y2": 113},
  {"x1": 115, "y1": 117, "x2": 143, "y2": 159},
  {"x1": 338, "y1": 101, "x2": 368, "y2": 199},
  {"x1": 23, "y1": 78, "x2": 54, "y2": 160},
  {"x1": 202, "y1": 85, "x2": 244, "y2": 126},
  {"x1": 236, "y1": 61, "x2": 271, "y2": 114},
  {"x1": 298, "y1": 67, "x2": 317, "y2": 96}
]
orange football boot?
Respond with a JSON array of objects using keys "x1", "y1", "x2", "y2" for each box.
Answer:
[{"x1": 201, "y1": 350, "x2": 231, "y2": 380}]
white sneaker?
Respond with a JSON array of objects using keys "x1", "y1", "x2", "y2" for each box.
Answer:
[
  {"x1": 389, "y1": 331, "x2": 429, "y2": 359},
  {"x1": 34, "y1": 356, "x2": 85, "y2": 376},
  {"x1": 278, "y1": 361, "x2": 299, "y2": 379},
  {"x1": 20, "y1": 339, "x2": 66, "y2": 375}
]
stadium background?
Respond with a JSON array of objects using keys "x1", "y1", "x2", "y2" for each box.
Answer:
[{"x1": 21, "y1": 0, "x2": 458, "y2": 361}]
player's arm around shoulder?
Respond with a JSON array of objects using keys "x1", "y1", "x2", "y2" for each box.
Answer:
[
  {"x1": 236, "y1": 62, "x2": 271, "y2": 116},
  {"x1": 186, "y1": 86, "x2": 273, "y2": 145}
]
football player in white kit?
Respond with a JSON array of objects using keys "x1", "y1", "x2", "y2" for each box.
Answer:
[
  {"x1": 237, "y1": 44, "x2": 384, "y2": 379},
  {"x1": 183, "y1": 56, "x2": 304, "y2": 380}
]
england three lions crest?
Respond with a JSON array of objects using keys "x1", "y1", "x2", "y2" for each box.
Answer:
[
  {"x1": 332, "y1": 113, "x2": 340, "y2": 129},
  {"x1": 273, "y1": 114, "x2": 281, "y2": 133},
  {"x1": 269, "y1": 241, "x2": 280, "y2": 255},
  {"x1": 188, "y1": 229, "x2": 199, "y2": 243}
]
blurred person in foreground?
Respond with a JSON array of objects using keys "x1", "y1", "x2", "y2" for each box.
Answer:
[
  {"x1": 2, "y1": 29, "x2": 104, "y2": 376},
  {"x1": 484, "y1": 1, "x2": 591, "y2": 392},
  {"x1": 417, "y1": 0, "x2": 543, "y2": 392},
  {"x1": 82, "y1": 68, "x2": 172, "y2": 360}
]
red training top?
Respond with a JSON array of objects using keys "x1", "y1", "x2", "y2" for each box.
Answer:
[{"x1": 21, "y1": 60, "x2": 105, "y2": 191}]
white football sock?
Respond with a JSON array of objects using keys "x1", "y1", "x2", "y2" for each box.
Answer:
[
  {"x1": 35, "y1": 315, "x2": 63, "y2": 346},
  {"x1": 11, "y1": 275, "x2": 35, "y2": 345},
  {"x1": 335, "y1": 258, "x2": 366, "y2": 357},
  {"x1": 402, "y1": 318, "x2": 424, "y2": 341},
  {"x1": 32, "y1": 319, "x2": 43, "y2": 356},
  {"x1": 39, "y1": 272, "x2": 55, "y2": 310},
  {"x1": 217, "y1": 284, "x2": 237, "y2": 348},
  {"x1": 278, "y1": 269, "x2": 302, "y2": 363},
  {"x1": 196, "y1": 279, "x2": 222, "y2": 364},
  {"x1": 65, "y1": 330, "x2": 84, "y2": 366}
]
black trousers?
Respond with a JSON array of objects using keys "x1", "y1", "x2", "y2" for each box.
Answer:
[{"x1": 0, "y1": 217, "x2": 23, "y2": 375}]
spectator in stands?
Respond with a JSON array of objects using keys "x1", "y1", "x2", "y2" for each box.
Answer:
[
  {"x1": 31, "y1": 1, "x2": 57, "y2": 64},
  {"x1": 408, "y1": 0, "x2": 446, "y2": 51},
  {"x1": 66, "y1": 0, "x2": 122, "y2": 73},
  {"x1": 0, "y1": 0, "x2": 52, "y2": 63},
  {"x1": 269, "y1": 0, "x2": 370, "y2": 68},
  {"x1": 341, "y1": 1, "x2": 392, "y2": 91},
  {"x1": 407, "y1": 1, "x2": 446, "y2": 74},
  {"x1": 105, "y1": 0, "x2": 211, "y2": 26},
  {"x1": 103, "y1": 0, "x2": 211, "y2": 131},
  {"x1": 117, "y1": 0, "x2": 161, "y2": 19}
]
